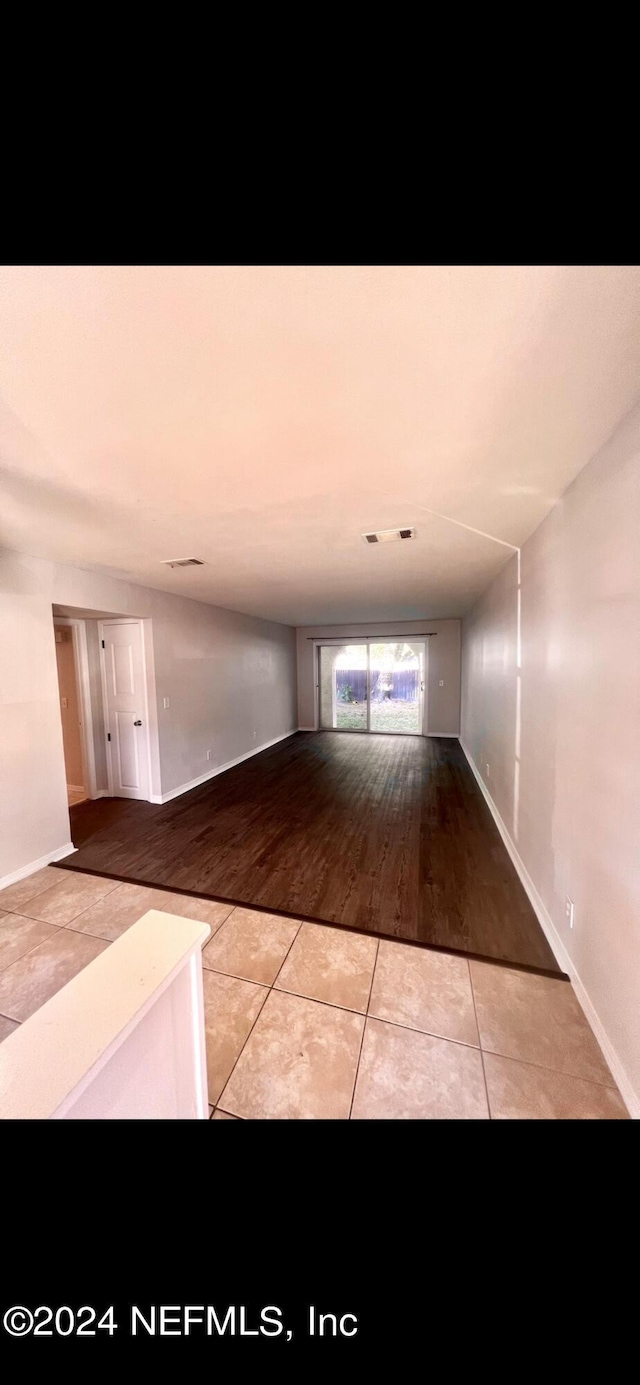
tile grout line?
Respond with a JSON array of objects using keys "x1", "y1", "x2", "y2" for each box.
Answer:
[
  {"x1": 0, "y1": 924, "x2": 112, "y2": 1007},
  {"x1": 201, "y1": 960, "x2": 487, "y2": 1053},
  {"x1": 348, "y1": 940, "x2": 380, "y2": 1120},
  {"x1": 58, "y1": 880, "x2": 144, "y2": 932},
  {"x1": 468, "y1": 965, "x2": 622, "y2": 1095},
  {"x1": 65, "y1": 925, "x2": 115, "y2": 942},
  {"x1": 273, "y1": 976, "x2": 379, "y2": 1018},
  {"x1": 265, "y1": 920, "x2": 305, "y2": 990},
  {"x1": 65, "y1": 893, "x2": 236, "y2": 946},
  {"x1": 214, "y1": 920, "x2": 304, "y2": 1117},
  {"x1": 468, "y1": 959, "x2": 492, "y2": 1119},
  {"x1": 0, "y1": 925, "x2": 68, "y2": 977},
  {"x1": 212, "y1": 995, "x2": 271, "y2": 1117},
  {"x1": 1, "y1": 875, "x2": 122, "y2": 930},
  {"x1": 478, "y1": 1045, "x2": 623, "y2": 1094},
  {"x1": 60, "y1": 887, "x2": 127, "y2": 936},
  {"x1": 0, "y1": 868, "x2": 75, "y2": 915}
]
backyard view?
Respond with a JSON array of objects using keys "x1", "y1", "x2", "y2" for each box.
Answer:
[{"x1": 319, "y1": 642, "x2": 423, "y2": 734}]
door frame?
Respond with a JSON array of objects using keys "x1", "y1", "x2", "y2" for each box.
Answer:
[
  {"x1": 98, "y1": 618, "x2": 154, "y2": 801},
  {"x1": 314, "y1": 638, "x2": 428, "y2": 736},
  {"x1": 53, "y1": 617, "x2": 98, "y2": 798}
]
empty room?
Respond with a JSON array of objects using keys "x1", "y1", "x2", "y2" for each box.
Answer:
[{"x1": 0, "y1": 264, "x2": 638, "y2": 1120}]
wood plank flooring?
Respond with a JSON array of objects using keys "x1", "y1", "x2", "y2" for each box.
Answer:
[{"x1": 62, "y1": 732, "x2": 561, "y2": 974}]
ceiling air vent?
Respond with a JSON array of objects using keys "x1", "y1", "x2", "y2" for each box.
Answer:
[
  {"x1": 160, "y1": 557, "x2": 205, "y2": 569},
  {"x1": 362, "y1": 527, "x2": 417, "y2": 544}
]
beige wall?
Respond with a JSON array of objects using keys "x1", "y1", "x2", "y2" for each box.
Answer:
[
  {"x1": 461, "y1": 401, "x2": 640, "y2": 1111},
  {"x1": 0, "y1": 551, "x2": 71, "y2": 876},
  {"x1": 54, "y1": 625, "x2": 84, "y2": 786},
  {"x1": 0, "y1": 548, "x2": 297, "y2": 882},
  {"x1": 296, "y1": 619, "x2": 461, "y2": 734},
  {"x1": 146, "y1": 590, "x2": 297, "y2": 794}
]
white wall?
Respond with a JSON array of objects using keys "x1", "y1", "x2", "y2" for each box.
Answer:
[
  {"x1": 296, "y1": 619, "x2": 461, "y2": 734},
  {"x1": 0, "y1": 548, "x2": 297, "y2": 881},
  {"x1": 461, "y1": 402, "x2": 640, "y2": 1112},
  {"x1": 0, "y1": 551, "x2": 72, "y2": 878}
]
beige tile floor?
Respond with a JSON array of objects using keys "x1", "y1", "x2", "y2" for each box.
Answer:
[{"x1": 0, "y1": 867, "x2": 630, "y2": 1120}]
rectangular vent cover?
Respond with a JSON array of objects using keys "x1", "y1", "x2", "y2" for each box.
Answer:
[
  {"x1": 362, "y1": 527, "x2": 416, "y2": 544},
  {"x1": 160, "y1": 558, "x2": 205, "y2": 568}
]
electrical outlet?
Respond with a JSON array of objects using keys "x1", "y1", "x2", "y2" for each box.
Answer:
[
  {"x1": 206, "y1": 749, "x2": 212, "y2": 761},
  {"x1": 485, "y1": 763, "x2": 490, "y2": 777},
  {"x1": 163, "y1": 697, "x2": 170, "y2": 710},
  {"x1": 565, "y1": 896, "x2": 575, "y2": 929},
  {"x1": 253, "y1": 731, "x2": 257, "y2": 740},
  {"x1": 439, "y1": 679, "x2": 444, "y2": 687}
]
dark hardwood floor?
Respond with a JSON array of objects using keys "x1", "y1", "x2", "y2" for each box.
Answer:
[{"x1": 62, "y1": 732, "x2": 561, "y2": 974}]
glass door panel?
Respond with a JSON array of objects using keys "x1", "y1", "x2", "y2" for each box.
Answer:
[
  {"x1": 318, "y1": 644, "x2": 368, "y2": 730},
  {"x1": 369, "y1": 642, "x2": 423, "y2": 734}
]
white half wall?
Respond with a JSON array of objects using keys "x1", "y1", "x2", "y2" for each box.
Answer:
[
  {"x1": 0, "y1": 548, "x2": 298, "y2": 881},
  {"x1": 296, "y1": 618, "x2": 461, "y2": 734},
  {"x1": 461, "y1": 401, "x2": 640, "y2": 1113},
  {"x1": 0, "y1": 910, "x2": 211, "y2": 1119}
]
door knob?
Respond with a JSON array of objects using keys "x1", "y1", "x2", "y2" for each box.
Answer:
[{"x1": 134, "y1": 719, "x2": 142, "y2": 726}]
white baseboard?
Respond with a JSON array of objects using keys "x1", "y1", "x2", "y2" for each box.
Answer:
[
  {"x1": 459, "y1": 738, "x2": 639, "y2": 1119},
  {"x1": 299, "y1": 728, "x2": 461, "y2": 736},
  {"x1": 149, "y1": 730, "x2": 297, "y2": 806},
  {"x1": 0, "y1": 842, "x2": 77, "y2": 893}
]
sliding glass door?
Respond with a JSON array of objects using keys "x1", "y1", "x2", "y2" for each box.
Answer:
[
  {"x1": 319, "y1": 643, "x2": 368, "y2": 730},
  {"x1": 369, "y1": 642, "x2": 423, "y2": 734},
  {"x1": 318, "y1": 640, "x2": 425, "y2": 735}
]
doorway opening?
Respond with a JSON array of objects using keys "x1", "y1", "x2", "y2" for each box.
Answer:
[
  {"x1": 52, "y1": 608, "x2": 157, "y2": 813},
  {"x1": 54, "y1": 620, "x2": 93, "y2": 805},
  {"x1": 317, "y1": 640, "x2": 426, "y2": 734}
]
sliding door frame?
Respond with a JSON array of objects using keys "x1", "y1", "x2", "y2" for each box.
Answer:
[{"x1": 314, "y1": 638, "x2": 427, "y2": 736}]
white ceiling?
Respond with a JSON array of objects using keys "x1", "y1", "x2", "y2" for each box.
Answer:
[{"x1": 1, "y1": 264, "x2": 639, "y2": 626}]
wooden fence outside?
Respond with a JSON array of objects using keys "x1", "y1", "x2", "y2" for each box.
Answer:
[{"x1": 336, "y1": 669, "x2": 418, "y2": 702}]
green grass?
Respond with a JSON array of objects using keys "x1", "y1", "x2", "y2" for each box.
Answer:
[{"x1": 335, "y1": 700, "x2": 419, "y2": 733}]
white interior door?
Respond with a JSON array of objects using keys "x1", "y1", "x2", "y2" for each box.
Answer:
[{"x1": 100, "y1": 620, "x2": 151, "y2": 800}]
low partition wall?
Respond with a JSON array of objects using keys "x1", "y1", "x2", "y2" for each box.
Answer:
[{"x1": 0, "y1": 911, "x2": 210, "y2": 1120}]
